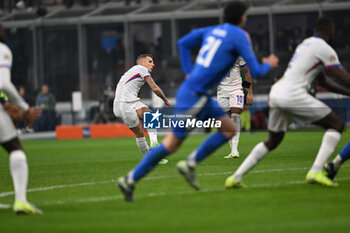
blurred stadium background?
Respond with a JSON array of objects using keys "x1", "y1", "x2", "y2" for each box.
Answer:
[
  {"x1": 0, "y1": 0, "x2": 350, "y2": 130},
  {"x1": 1, "y1": 1, "x2": 350, "y2": 232}
]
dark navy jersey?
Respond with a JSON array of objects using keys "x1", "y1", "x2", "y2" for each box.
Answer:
[{"x1": 177, "y1": 23, "x2": 271, "y2": 95}]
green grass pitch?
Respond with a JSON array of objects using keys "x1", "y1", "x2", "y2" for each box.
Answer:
[{"x1": 0, "y1": 130, "x2": 350, "y2": 233}]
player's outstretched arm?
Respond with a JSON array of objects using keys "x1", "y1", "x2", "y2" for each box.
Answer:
[
  {"x1": 317, "y1": 72, "x2": 350, "y2": 96},
  {"x1": 145, "y1": 76, "x2": 171, "y2": 107},
  {"x1": 328, "y1": 66, "x2": 350, "y2": 86}
]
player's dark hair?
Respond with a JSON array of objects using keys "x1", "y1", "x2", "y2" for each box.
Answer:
[
  {"x1": 313, "y1": 17, "x2": 334, "y2": 36},
  {"x1": 0, "y1": 24, "x2": 6, "y2": 43},
  {"x1": 223, "y1": 1, "x2": 247, "y2": 25},
  {"x1": 136, "y1": 54, "x2": 153, "y2": 63}
]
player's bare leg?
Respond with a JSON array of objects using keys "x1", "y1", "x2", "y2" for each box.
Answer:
[
  {"x1": 226, "y1": 131, "x2": 284, "y2": 188},
  {"x1": 225, "y1": 107, "x2": 242, "y2": 159}
]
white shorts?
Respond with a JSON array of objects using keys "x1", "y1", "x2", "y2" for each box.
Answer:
[
  {"x1": 113, "y1": 100, "x2": 148, "y2": 128},
  {"x1": 267, "y1": 88, "x2": 331, "y2": 132},
  {"x1": 217, "y1": 89, "x2": 244, "y2": 112},
  {"x1": 0, "y1": 105, "x2": 17, "y2": 143}
]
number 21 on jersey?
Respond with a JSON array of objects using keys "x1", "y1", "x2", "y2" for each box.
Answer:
[{"x1": 196, "y1": 36, "x2": 222, "y2": 68}]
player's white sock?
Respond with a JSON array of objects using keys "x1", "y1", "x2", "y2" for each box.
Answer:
[
  {"x1": 310, "y1": 129, "x2": 341, "y2": 173},
  {"x1": 136, "y1": 137, "x2": 149, "y2": 155},
  {"x1": 10, "y1": 150, "x2": 28, "y2": 203},
  {"x1": 233, "y1": 142, "x2": 269, "y2": 182},
  {"x1": 332, "y1": 155, "x2": 343, "y2": 170},
  {"x1": 147, "y1": 129, "x2": 158, "y2": 147},
  {"x1": 230, "y1": 113, "x2": 241, "y2": 155},
  {"x1": 187, "y1": 150, "x2": 198, "y2": 168}
]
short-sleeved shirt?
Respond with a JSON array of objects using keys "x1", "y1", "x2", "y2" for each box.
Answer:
[
  {"x1": 273, "y1": 36, "x2": 341, "y2": 93},
  {"x1": 0, "y1": 43, "x2": 12, "y2": 69},
  {"x1": 114, "y1": 65, "x2": 151, "y2": 102},
  {"x1": 0, "y1": 42, "x2": 29, "y2": 111},
  {"x1": 217, "y1": 56, "x2": 246, "y2": 97}
]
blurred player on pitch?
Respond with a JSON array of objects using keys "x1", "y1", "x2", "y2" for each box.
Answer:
[
  {"x1": 226, "y1": 17, "x2": 350, "y2": 188},
  {"x1": 117, "y1": 1, "x2": 278, "y2": 202},
  {"x1": 217, "y1": 56, "x2": 253, "y2": 158},
  {"x1": 0, "y1": 24, "x2": 42, "y2": 215},
  {"x1": 113, "y1": 54, "x2": 171, "y2": 164}
]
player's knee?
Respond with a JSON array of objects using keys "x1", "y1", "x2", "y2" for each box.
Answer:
[
  {"x1": 1, "y1": 137, "x2": 23, "y2": 153},
  {"x1": 333, "y1": 120, "x2": 345, "y2": 133},
  {"x1": 264, "y1": 132, "x2": 284, "y2": 151},
  {"x1": 9, "y1": 149, "x2": 27, "y2": 163},
  {"x1": 222, "y1": 130, "x2": 235, "y2": 139}
]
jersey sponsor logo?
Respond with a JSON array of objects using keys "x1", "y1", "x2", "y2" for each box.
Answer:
[
  {"x1": 125, "y1": 73, "x2": 141, "y2": 84},
  {"x1": 330, "y1": 55, "x2": 337, "y2": 63}
]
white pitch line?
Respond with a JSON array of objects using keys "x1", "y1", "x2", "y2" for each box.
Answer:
[
  {"x1": 0, "y1": 165, "x2": 349, "y2": 199},
  {"x1": 0, "y1": 166, "x2": 308, "y2": 198},
  {"x1": 38, "y1": 176, "x2": 350, "y2": 207},
  {"x1": 0, "y1": 180, "x2": 115, "y2": 198},
  {"x1": 1, "y1": 176, "x2": 350, "y2": 209},
  {"x1": 0, "y1": 203, "x2": 11, "y2": 209}
]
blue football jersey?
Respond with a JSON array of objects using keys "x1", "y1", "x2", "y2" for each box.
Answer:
[{"x1": 177, "y1": 23, "x2": 271, "y2": 95}]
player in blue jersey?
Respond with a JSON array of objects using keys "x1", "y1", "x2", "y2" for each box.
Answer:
[
  {"x1": 117, "y1": 1, "x2": 278, "y2": 202},
  {"x1": 325, "y1": 141, "x2": 350, "y2": 180}
]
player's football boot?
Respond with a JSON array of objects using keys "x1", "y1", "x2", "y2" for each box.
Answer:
[
  {"x1": 225, "y1": 176, "x2": 245, "y2": 189},
  {"x1": 306, "y1": 171, "x2": 338, "y2": 187},
  {"x1": 117, "y1": 176, "x2": 134, "y2": 202},
  {"x1": 176, "y1": 160, "x2": 200, "y2": 190},
  {"x1": 224, "y1": 153, "x2": 240, "y2": 159},
  {"x1": 158, "y1": 159, "x2": 168, "y2": 165},
  {"x1": 13, "y1": 200, "x2": 43, "y2": 215},
  {"x1": 323, "y1": 162, "x2": 338, "y2": 180}
]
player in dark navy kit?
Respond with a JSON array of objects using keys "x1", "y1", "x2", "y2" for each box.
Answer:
[{"x1": 117, "y1": 1, "x2": 278, "y2": 202}]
